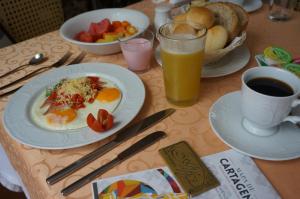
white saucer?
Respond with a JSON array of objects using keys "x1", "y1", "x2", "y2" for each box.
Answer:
[
  {"x1": 155, "y1": 45, "x2": 250, "y2": 78},
  {"x1": 242, "y1": 0, "x2": 263, "y2": 13},
  {"x1": 292, "y1": 103, "x2": 300, "y2": 128},
  {"x1": 209, "y1": 91, "x2": 300, "y2": 161}
]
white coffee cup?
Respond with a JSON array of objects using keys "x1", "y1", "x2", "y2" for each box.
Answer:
[
  {"x1": 241, "y1": 67, "x2": 300, "y2": 136},
  {"x1": 226, "y1": 0, "x2": 245, "y2": 6}
]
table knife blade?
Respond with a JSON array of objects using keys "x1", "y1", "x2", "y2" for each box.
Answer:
[
  {"x1": 61, "y1": 131, "x2": 167, "y2": 196},
  {"x1": 46, "y1": 108, "x2": 175, "y2": 185}
]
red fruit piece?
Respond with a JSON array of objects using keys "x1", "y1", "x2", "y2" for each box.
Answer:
[
  {"x1": 97, "y1": 18, "x2": 111, "y2": 35},
  {"x1": 87, "y1": 113, "x2": 104, "y2": 132},
  {"x1": 88, "y1": 23, "x2": 98, "y2": 35},
  {"x1": 77, "y1": 31, "x2": 93, "y2": 42}
]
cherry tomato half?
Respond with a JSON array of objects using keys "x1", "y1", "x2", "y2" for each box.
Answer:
[{"x1": 86, "y1": 109, "x2": 114, "y2": 133}]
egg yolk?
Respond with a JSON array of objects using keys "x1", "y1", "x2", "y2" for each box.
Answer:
[
  {"x1": 96, "y1": 87, "x2": 120, "y2": 102},
  {"x1": 46, "y1": 108, "x2": 77, "y2": 124}
]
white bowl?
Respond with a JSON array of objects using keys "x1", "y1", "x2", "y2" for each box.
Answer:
[{"x1": 59, "y1": 8, "x2": 150, "y2": 55}]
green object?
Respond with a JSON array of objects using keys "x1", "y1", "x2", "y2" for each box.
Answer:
[
  {"x1": 273, "y1": 47, "x2": 292, "y2": 63},
  {"x1": 284, "y1": 63, "x2": 300, "y2": 77},
  {"x1": 159, "y1": 141, "x2": 219, "y2": 197},
  {"x1": 263, "y1": 47, "x2": 292, "y2": 65}
]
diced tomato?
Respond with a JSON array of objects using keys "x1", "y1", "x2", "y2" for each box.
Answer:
[
  {"x1": 88, "y1": 97, "x2": 95, "y2": 103},
  {"x1": 86, "y1": 109, "x2": 114, "y2": 133},
  {"x1": 87, "y1": 113, "x2": 104, "y2": 132},
  {"x1": 88, "y1": 76, "x2": 102, "y2": 90},
  {"x1": 47, "y1": 91, "x2": 57, "y2": 101},
  {"x1": 71, "y1": 94, "x2": 85, "y2": 109},
  {"x1": 88, "y1": 76, "x2": 99, "y2": 83}
]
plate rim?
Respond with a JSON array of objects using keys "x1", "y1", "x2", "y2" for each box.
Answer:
[
  {"x1": 209, "y1": 91, "x2": 300, "y2": 161},
  {"x1": 3, "y1": 62, "x2": 145, "y2": 150}
]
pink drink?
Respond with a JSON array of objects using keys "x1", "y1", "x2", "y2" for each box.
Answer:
[{"x1": 121, "y1": 38, "x2": 153, "y2": 72}]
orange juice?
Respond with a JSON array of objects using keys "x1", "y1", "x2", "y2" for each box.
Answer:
[{"x1": 161, "y1": 49, "x2": 204, "y2": 106}]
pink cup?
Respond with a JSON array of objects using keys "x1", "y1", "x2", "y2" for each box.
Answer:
[{"x1": 120, "y1": 30, "x2": 154, "y2": 73}]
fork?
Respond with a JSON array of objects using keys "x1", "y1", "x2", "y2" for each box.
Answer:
[
  {"x1": 0, "y1": 51, "x2": 72, "y2": 90},
  {"x1": 0, "y1": 51, "x2": 86, "y2": 97}
]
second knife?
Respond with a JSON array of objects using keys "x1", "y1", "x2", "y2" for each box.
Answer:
[
  {"x1": 46, "y1": 108, "x2": 175, "y2": 185},
  {"x1": 61, "y1": 131, "x2": 167, "y2": 196}
]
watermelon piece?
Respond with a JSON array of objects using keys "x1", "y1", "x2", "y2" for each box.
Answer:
[
  {"x1": 88, "y1": 23, "x2": 98, "y2": 35},
  {"x1": 77, "y1": 31, "x2": 93, "y2": 42},
  {"x1": 96, "y1": 18, "x2": 111, "y2": 35},
  {"x1": 74, "y1": 31, "x2": 85, "y2": 40}
]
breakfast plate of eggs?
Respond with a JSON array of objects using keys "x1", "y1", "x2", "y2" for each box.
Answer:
[{"x1": 3, "y1": 63, "x2": 145, "y2": 149}]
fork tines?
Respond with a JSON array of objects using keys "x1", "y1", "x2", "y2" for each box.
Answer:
[
  {"x1": 68, "y1": 51, "x2": 86, "y2": 65},
  {"x1": 0, "y1": 51, "x2": 87, "y2": 97}
]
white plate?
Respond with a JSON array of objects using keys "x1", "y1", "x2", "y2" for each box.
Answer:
[
  {"x1": 209, "y1": 91, "x2": 300, "y2": 161},
  {"x1": 3, "y1": 63, "x2": 145, "y2": 149},
  {"x1": 209, "y1": 0, "x2": 263, "y2": 12},
  {"x1": 155, "y1": 45, "x2": 250, "y2": 78}
]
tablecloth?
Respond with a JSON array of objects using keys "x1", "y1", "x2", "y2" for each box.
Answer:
[{"x1": 0, "y1": 1, "x2": 300, "y2": 199}]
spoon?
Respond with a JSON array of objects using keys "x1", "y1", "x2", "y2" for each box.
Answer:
[{"x1": 0, "y1": 53, "x2": 46, "y2": 78}]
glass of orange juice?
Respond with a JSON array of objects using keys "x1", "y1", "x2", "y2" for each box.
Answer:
[{"x1": 157, "y1": 22, "x2": 207, "y2": 106}]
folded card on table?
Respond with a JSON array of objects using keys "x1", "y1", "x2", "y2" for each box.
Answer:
[{"x1": 92, "y1": 149, "x2": 280, "y2": 199}]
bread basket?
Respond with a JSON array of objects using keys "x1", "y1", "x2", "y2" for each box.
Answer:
[{"x1": 204, "y1": 31, "x2": 246, "y2": 65}]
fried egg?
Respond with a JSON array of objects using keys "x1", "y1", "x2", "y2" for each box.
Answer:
[{"x1": 30, "y1": 78, "x2": 121, "y2": 131}]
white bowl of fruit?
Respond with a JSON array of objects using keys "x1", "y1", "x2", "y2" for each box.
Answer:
[{"x1": 60, "y1": 8, "x2": 150, "y2": 55}]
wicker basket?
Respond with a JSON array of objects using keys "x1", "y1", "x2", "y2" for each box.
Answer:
[{"x1": 204, "y1": 31, "x2": 247, "y2": 65}]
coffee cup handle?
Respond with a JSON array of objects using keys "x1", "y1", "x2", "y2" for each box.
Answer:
[{"x1": 283, "y1": 99, "x2": 300, "y2": 124}]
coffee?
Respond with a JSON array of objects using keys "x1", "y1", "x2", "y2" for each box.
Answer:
[{"x1": 246, "y1": 77, "x2": 294, "y2": 97}]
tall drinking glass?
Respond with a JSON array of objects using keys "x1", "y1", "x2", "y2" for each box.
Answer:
[
  {"x1": 269, "y1": 0, "x2": 296, "y2": 21},
  {"x1": 157, "y1": 22, "x2": 206, "y2": 106}
]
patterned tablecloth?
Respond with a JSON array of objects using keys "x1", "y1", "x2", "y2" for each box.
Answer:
[{"x1": 0, "y1": 1, "x2": 300, "y2": 198}]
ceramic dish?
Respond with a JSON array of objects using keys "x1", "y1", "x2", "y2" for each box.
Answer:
[
  {"x1": 60, "y1": 8, "x2": 150, "y2": 55},
  {"x1": 209, "y1": 91, "x2": 300, "y2": 161},
  {"x1": 3, "y1": 63, "x2": 145, "y2": 149}
]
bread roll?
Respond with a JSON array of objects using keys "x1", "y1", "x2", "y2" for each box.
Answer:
[
  {"x1": 173, "y1": 13, "x2": 188, "y2": 22},
  {"x1": 224, "y1": 2, "x2": 248, "y2": 35},
  {"x1": 205, "y1": 25, "x2": 228, "y2": 52},
  {"x1": 173, "y1": 23, "x2": 196, "y2": 35},
  {"x1": 205, "y1": 2, "x2": 239, "y2": 40},
  {"x1": 191, "y1": 0, "x2": 209, "y2": 7},
  {"x1": 186, "y1": 7, "x2": 215, "y2": 29}
]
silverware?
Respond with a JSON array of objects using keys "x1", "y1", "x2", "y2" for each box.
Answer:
[
  {"x1": 0, "y1": 53, "x2": 46, "y2": 78},
  {"x1": 61, "y1": 131, "x2": 167, "y2": 196},
  {"x1": 68, "y1": 51, "x2": 86, "y2": 65},
  {"x1": 0, "y1": 51, "x2": 86, "y2": 97},
  {"x1": 46, "y1": 108, "x2": 175, "y2": 185},
  {"x1": 0, "y1": 51, "x2": 72, "y2": 90}
]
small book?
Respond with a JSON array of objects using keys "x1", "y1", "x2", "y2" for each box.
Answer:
[{"x1": 159, "y1": 141, "x2": 219, "y2": 197}]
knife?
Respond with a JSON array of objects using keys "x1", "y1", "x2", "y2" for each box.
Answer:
[
  {"x1": 61, "y1": 131, "x2": 167, "y2": 196},
  {"x1": 46, "y1": 108, "x2": 175, "y2": 185}
]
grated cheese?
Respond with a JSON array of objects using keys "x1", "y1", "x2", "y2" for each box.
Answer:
[{"x1": 54, "y1": 77, "x2": 98, "y2": 105}]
